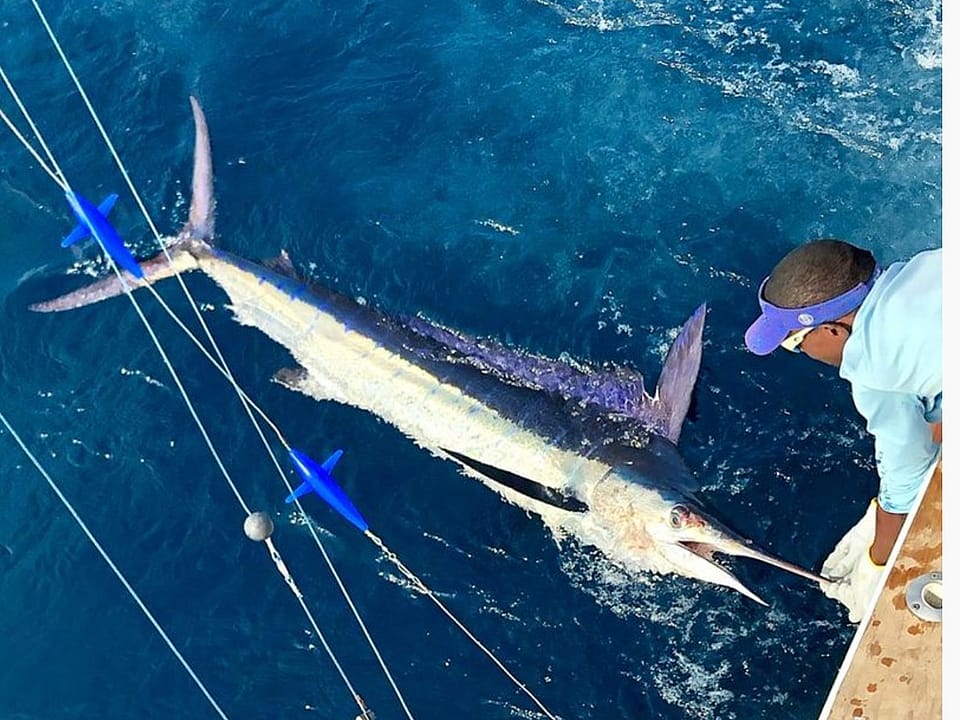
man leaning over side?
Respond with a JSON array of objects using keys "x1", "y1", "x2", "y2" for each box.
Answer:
[{"x1": 743, "y1": 239, "x2": 942, "y2": 622}]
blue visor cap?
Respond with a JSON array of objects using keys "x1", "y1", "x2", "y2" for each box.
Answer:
[{"x1": 744, "y1": 265, "x2": 882, "y2": 355}]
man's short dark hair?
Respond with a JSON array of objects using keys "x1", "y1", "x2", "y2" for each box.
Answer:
[{"x1": 763, "y1": 239, "x2": 877, "y2": 309}]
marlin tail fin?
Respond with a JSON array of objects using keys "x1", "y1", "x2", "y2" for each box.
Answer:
[{"x1": 30, "y1": 97, "x2": 216, "y2": 313}]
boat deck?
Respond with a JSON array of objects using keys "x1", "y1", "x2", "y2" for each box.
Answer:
[{"x1": 818, "y1": 464, "x2": 942, "y2": 720}]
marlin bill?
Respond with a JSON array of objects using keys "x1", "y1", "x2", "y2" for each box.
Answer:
[{"x1": 30, "y1": 97, "x2": 828, "y2": 606}]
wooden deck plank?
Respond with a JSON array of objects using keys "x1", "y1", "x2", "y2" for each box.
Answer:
[{"x1": 823, "y1": 465, "x2": 942, "y2": 720}]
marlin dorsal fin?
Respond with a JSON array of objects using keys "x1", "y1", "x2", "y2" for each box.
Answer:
[{"x1": 653, "y1": 303, "x2": 707, "y2": 444}]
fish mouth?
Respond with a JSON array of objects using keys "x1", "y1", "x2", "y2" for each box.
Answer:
[{"x1": 677, "y1": 538, "x2": 829, "y2": 606}]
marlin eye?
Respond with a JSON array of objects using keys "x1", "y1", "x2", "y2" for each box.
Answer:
[{"x1": 670, "y1": 505, "x2": 687, "y2": 528}]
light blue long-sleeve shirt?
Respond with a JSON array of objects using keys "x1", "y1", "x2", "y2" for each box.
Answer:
[{"x1": 839, "y1": 248, "x2": 942, "y2": 514}]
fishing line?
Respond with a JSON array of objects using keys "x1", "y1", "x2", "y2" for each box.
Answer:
[
  {"x1": 26, "y1": 1, "x2": 417, "y2": 714},
  {"x1": 147, "y1": 273, "x2": 559, "y2": 718},
  {"x1": 15, "y1": 4, "x2": 562, "y2": 717},
  {"x1": 0, "y1": 409, "x2": 232, "y2": 720},
  {"x1": 0, "y1": 68, "x2": 380, "y2": 720},
  {"x1": 142, "y1": 288, "x2": 420, "y2": 720},
  {"x1": 144, "y1": 288, "x2": 560, "y2": 720},
  {"x1": 0, "y1": 66, "x2": 66, "y2": 191},
  {"x1": 366, "y1": 532, "x2": 562, "y2": 720}
]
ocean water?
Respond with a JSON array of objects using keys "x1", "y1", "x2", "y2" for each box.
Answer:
[{"x1": 0, "y1": 1, "x2": 942, "y2": 719}]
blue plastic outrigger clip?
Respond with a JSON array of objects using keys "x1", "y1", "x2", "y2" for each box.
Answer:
[
  {"x1": 62, "y1": 191, "x2": 144, "y2": 279},
  {"x1": 286, "y1": 448, "x2": 369, "y2": 533}
]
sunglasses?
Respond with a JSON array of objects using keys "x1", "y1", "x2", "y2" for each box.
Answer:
[{"x1": 780, "y1": 325, "x2": 816, "y2": 352}]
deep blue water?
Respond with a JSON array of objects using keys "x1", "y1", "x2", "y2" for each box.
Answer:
[{"x1": 0, "y1": 1, "x2": 942, "y2": 719}]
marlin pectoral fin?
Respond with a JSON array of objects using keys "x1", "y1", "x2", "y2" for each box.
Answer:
[
  {"x1": 441, "y1": 448, "x2": 587, "y2": 512},
  {"x1": 273, "y1": 366, "x2": 309, "y2": 392},
  {"x1": 271, "y1": 365, "x2": 342, "y2": 404}
]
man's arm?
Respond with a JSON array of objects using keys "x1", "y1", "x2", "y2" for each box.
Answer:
[
  {"x1": 870, "y1": 504, "x2": 906, "y2": 565},
  {"x1": 850, "y1": 387, "x2": 940, "y2": 561},
  {"x1": 869, "y1": 419, "x2": 941, "y2": 565}
]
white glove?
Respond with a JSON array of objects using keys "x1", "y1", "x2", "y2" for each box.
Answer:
[{"x1": 819, "y1": 500, "x2": 886, "y2": 623}]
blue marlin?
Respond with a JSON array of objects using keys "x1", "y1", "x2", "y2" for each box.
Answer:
[{"x1": 30, "y1": 98, "x2": 826, "y2": 605}]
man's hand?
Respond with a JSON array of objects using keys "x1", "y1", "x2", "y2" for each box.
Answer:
[{"x1": 819, "y1": 500, "x2": 885, "y2": 623}]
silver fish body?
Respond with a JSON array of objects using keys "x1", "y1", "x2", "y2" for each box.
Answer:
[{"x1": 30, "y1": 98, "x2": 828, "y2": 605}]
